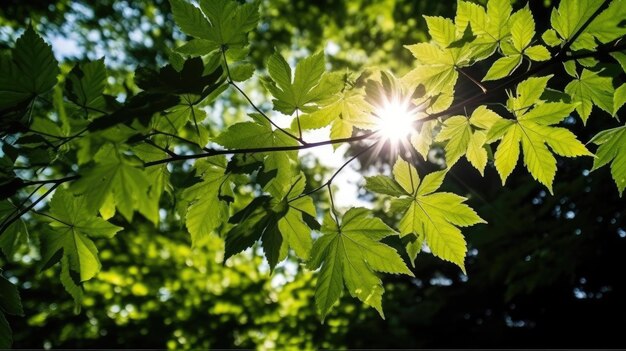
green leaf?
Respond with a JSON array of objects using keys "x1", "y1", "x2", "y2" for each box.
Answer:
[
  {"x1": 0, "y1": 201, "x2": 28, "y2": 258},
  {"x1": 0, "y1": 26, "x2": 59, "y2": 110},
  {"x1": 524, "y1": 45, "x2": 551, "y2": 61},
  {"x1": 590, "y1": 125, "x2": 626, "y2": 195},
  {"x1": 199, "y1": 0, "x2": 260, "y2": 48},
  {"x1": 263, "y1": 51, "x2": 337, "y2": 115},
  {"x1": 550, "y1": 0, "x2": 604, "y2": 43},
  {"x1": 224, "y1": 196, "x2": 269, "y2": 260},
  {"x1": 0, "y1": 312, "x2": 11, "y2": 349},
  {"x1": 170, "y1": 0, "x2": 259, "y2": 53},
  {"x1": 60, "y1": 256, "x2": 84, "y2": 312},
  {"x1": 586, "y1": 0, "x2": 626, "y2": 44},
  {"x1": 611, "y1": 52, "x2": 626, "y2": 73},
  {"x1": 169, "y1": 0, "x2": 213, "y2": 40},
  {"x1": 483, "y1": 55, "x2": 522, "y2": 81},
  {"x1": 508, "y1": 75, "x2": 553, "y2": 113},
  {"x1": 176, "y1": 39, "x2": 219, "y2": 56},
  {"x1": 511, "y1": 6, "x2": 534, "y2": 52},
  {"x1": 403, "y1": 42, "x2": 460, "y2": 94},
  {"x1": 490, "y1": 79, "x2": 592, "y2": 191},
  {"x1": 135, "y1": 57, "x2": 225, "y2": 98},
  {"x1": 70, "y1": 144, "x2": 153, "y2": 222},
  {"x1": 277, "y1": 195, "x2": 316, "y2": 260},
  {"x1": 455, "y1": 0, "x2": 512, "y2": 47},
  {"x1": 225, "y1": 175, "x2": 316, "y2": 270},
  {"x1": 435, "y1": 107, "x2": 500, "y2": 173},
  {"x1": 519, "y1": 102, "x2": 577, "y2": 125},
  {"x1": 424, "y1": 16, "x2": 456, "y2": 47},
  {"x1": 486, "y1": 0, "x2": 513, "y2": 41},
  {"x1": 308, "y1": 208, "x2": 413, "y2": 319},
  {"x1": 40, "y1": 189, "x2": 122, "y2": 281},
  {"x1": 0, "y1": 274, "x2": 24, "y2": 349},
  {"x1": 181, "y1": 157, "x2": 233, "y2": 247},
  {"x1": 466, "y1": 131, "x2": 488, "y2": 175},
  {"x1": 542, "y1": 29, "x2": 561, "y2": 46},
  {"x1": 563, "y1": 61, "x2": 579, "y2": 77},
  {"x1": 300, "y1": 88, "x2": 373, "y2": 130},
  {"x1": 65, "y1": 59, "x2": 107, "y2": 112},
  {"x1": 615, "y1": 83, "x2": 626, "y2": 114},
  {"x1": 392, "y1": 158, "x2": 419, "y2": 195},
  {"x1": 213, "y1": 121, "x2": 275, "y2": 148},
  {"x1": 469, "y1": 105, "x2": 502, "y2": 130},
  {"x1": 364, "y1": 176, "x2": 408, "y2": 197},
  {"x1": 369, "y1": 159, "x2": 485, "y2": 271},
  {"x1": 565, "y1": 69, "x2": 615, "y2": 124},
  {"x1": 213, "y1": 118, "x2": 299, "y2": 197},
  {"x1": 493, "y1": 123, "x2": 521, "y2": 184},
  {"x1": 0, "y1": 275, "x2": 23, "y2": 316},
  {"x1": 410, "y1": 120, "x2": 435, "y2": 159},
  {"x1": 435, "y1": 116, "x2": 472, "y2": 166}
]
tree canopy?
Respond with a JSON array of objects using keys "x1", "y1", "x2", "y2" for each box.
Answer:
[{"x1": 1, "y1": 0, "x2": 626, "y2": 348}]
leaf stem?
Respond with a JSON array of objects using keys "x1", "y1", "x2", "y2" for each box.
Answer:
[
  {"x1": 456, "y1": 67, "x2": 487, "y2": 94},
  {"x1": 289, "y1": 140, "x2": 379, "y2": 203},
  {"x1": 327, "y1": 184, "x2": 340, "y2": 225},
  {"x1": 295, "y1": 109, "x2": 304, "y2": 141}
]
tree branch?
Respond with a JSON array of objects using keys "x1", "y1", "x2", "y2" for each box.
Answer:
[
  {"x1": 0, "y1": 183, "x2": 60, "y2": 235},
  {"x1": 144, "y1": 131, "x2": 378, "y2": 167},
  {"x1": 417, "y1": 8, "x2": 621, "y2": 124},
  {"x1": 558, "y1": 0, "x2": 612, "y2": 57}
]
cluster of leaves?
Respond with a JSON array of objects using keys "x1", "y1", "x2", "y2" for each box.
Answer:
[{"x1": 0, "y1": 0, "x2": 626, "y2": 346}]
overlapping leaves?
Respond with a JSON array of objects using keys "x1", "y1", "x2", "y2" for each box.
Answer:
[
  {"x1": 40, "y1": 189, "x2": 122, "y2": 282},
  {"x1": 0, "y1": 27, "x2": 59, "y2": 111},
  {"x1": 487, "y1": 76, "x2": 592, "y2": 192},
  {"x1": 308, "y1": 208, "x2": 413, "y2": 319},
  {"x1": 590, "y1": 125, "x2": 626, "y2": 195},
  {"x1": 366, "y1": 159, "x2": 485, "y2": 272},
  {"x1": 435, "y1": 106, "x2": 501, "y2": 174},
  {"x1": 225, "y1": 175, "x2": 319, "y2": 271}
]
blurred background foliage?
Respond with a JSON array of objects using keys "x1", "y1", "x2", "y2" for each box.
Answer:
[{"x1": 1, "y1": 0, "x2": 625, "y2": 349}]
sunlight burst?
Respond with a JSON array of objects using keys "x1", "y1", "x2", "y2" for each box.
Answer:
[{"x1": 375, "y1": 98, "x2": 416, "y2": 142}]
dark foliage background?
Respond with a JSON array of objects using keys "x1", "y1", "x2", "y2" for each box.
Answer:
[{"x1": 1, "y1": 0, "x2": 625, "y2": 348}]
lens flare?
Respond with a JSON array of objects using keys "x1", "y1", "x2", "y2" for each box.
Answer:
[{"x1": 375, "y1": 97, "x2": 416, "y2": 142}]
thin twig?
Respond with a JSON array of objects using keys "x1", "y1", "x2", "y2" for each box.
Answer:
[
  {"x1": 289, "y1": 141, "x2": 379, "y2": 202},
  {"x1": 20, "y1": 175, "x2": 80, "y2": 187},
  {"x1": 221, "y1": 47, "x2": 305, "y2": 144},
  {"x1": 151, "y1": 129, "x2": 211, "y2": 151},
  {"x1": 144, "y1": 139, "x2": 178, "y2": 157},
  {"x1": 54, "y1": 128, "x2": 87, "y2": 150},
  {"x1": 0, "y1": 183, "x2": 60, "y2": 235}
]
